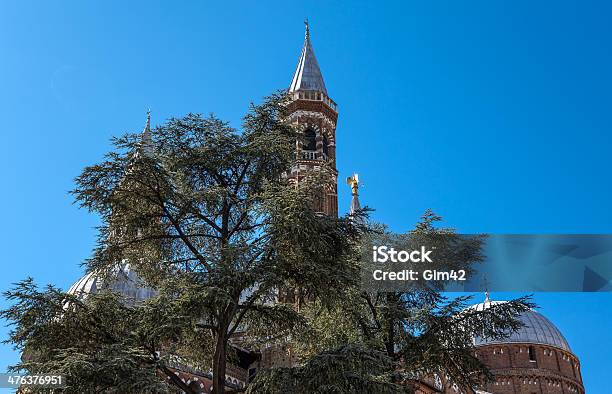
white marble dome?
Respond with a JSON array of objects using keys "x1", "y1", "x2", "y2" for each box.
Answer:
[
  {"x1": 67, "y1": 263, "x2": 157, "y2": 304},
  {"x1": 470, "y1": 300, "x2": 571, "y2": 352}
]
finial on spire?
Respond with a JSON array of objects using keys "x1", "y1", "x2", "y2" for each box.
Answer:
[
  {"x1": 304, "y1": 18, "x2": 309, "y2": 38},
  {"x1": 347, "y1": 174, "x2": 362, "y2": 217},
  {"x1": 142, "y1": 108, "x2": 151, "y2": 134},
  {"x1": 140, "y1": 110, "x2": 154, "y2": 157},
  {"x1": 483, "y1": 275, "x2": 491, "y2": 304},
  {"x1": 346, "y1": 173, "x2": 360, "y2": 196}
]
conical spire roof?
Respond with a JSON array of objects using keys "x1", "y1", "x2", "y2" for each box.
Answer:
[
  {"x1": 289, "y1": 21, "x2": 327, "y2": 94},
  {"x1": 138, "y1": 110, "x2": 154, "y2": 158},
  {"x1": 125, "y1": 111, "x2": 155, "y2": 168}
]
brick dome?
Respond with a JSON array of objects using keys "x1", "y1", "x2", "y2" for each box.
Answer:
[{"x1": 465, "y1": 299, "x2": 584, "y2": 394}]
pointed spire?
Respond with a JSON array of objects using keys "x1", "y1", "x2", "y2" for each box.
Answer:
[
  {"x1": 289, "y1": 20, "x2": 327, "y2": 94},
  {"x1": 142, "y1": 109, "x2": 151, "y2": 138},
  {"x1": 138, "y1": 110, "x2": 154, "y2": 157},
  {"x1": 144, "y1": 109, "x2": 151, "y2": 132},
  {"x1": 483, "y1": 275, "x2": 491, "y2": 305},
  {"x1": 350, "y1": 193, "x2": 361, "y2": 216}
]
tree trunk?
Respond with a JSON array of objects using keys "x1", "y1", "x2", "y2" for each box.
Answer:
[
  {"x1": 384, "y1": 293, "x2": 396, "y2": 358},
  {"x1": 212, "y1": 329, "x2": 228, "y2": 394}
]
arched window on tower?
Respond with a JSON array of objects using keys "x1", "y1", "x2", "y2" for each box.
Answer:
[
  {"x1": 322, "y1": 135, "x2": 329, "y2": 159},
  {"x1": 303, "y1": 128, "x2": 317, "y2": 151}
]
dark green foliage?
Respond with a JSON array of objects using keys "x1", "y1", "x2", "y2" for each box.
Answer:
[
  {"x1": 251, "y1": 211, "x2": 533, "y2": 393},
  {"x1": 2, "y1": 93, "x2": 533, "y2": 393},
  {"x1": 246, "y1": 344, "x2": 400, "y2": 394},
  {"x1": 2, "y1": 93, "x2": 364, "y2": 393},
  {"x1": 2, "y1": 279, "x2": 171, "y2": 393}
]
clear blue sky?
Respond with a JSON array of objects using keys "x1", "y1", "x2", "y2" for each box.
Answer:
[{"x1": 1, "y1": 1, "x2": 611, "y2": 392}]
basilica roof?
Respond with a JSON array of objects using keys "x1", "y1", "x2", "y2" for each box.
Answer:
[
  {"x1": 289, "y1": 21, "x2": 327, "y2": 94},
  {"x1": 67, "y1": 263, "x2": 157, "y2": 305},
  {"x1": 470, "y1": 300, "x2": 571, "y2": 353}
]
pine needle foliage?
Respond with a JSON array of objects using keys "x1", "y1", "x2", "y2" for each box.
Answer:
[
  {"x1": 2, "y1": 93, "x2": 533, "y2": 394},
  {"x1": 2, "y1": 92, "x2": 363, "y2": 393},
  {"x1": 254, "y1": 211, "x2": 534, "y2": 393}
]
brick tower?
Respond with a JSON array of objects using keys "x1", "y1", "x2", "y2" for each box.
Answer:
[{"x1": 286, "y1": 21, "x2": 339, "y2": 216}]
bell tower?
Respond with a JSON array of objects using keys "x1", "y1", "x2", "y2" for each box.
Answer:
[{"x1": 287, "y1": 21, "x2": 339, "y2": 216}]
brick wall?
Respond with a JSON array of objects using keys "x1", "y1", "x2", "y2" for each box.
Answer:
[
  {"x1": 288, "y1": 97, "x2": 339, "y2": 217},
  {"x1": 474, "y1": 344, "x2": 584, "y2": 394}
]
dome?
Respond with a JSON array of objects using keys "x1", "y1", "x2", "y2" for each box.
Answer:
[
  {"x1": 67, "y1": 263, "x2": 157, "y2": 304},
  {"x1": 470, "y1": 300, "x2": 571, "y2": 352}
]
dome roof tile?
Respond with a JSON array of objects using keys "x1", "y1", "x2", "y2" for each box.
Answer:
[
  {"x1": 67, "y1": 264, "x2": 156, "y2": 305},
  {"x1": 471, "y1": 300, "x2": 571, "y2": 353}
]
